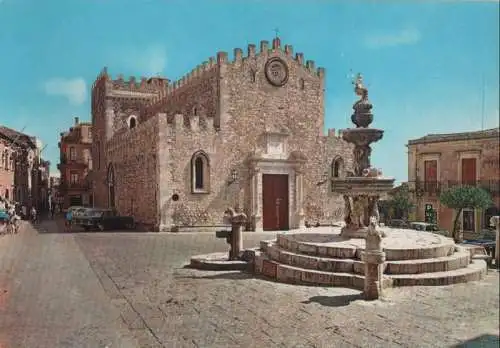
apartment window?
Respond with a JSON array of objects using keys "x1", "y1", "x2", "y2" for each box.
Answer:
[
  {"x1": 424, "y1": 160, "x2": 438, "y2": 194},
  {"x1": 462, "y1": 209, "x2": 475, "y2": 232},
  {"x1": 461, "y1": 158, "x2": 477, "y2": 185},
  {"x1": 69, "y1": 147, "x2": 76, "y2": 161},
  {"x1": 70, "y1": 172, "x2": 79, "y2": 184}
]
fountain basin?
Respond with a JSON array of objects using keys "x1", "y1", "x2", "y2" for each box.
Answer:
[
  {"x1": 342, "y1": 128, "x2": 384, "y2": 145},
  {"x1": 332, "y1": 177, "x2": 395, "y2": 195}
]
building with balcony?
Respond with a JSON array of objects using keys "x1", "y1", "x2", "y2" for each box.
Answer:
[
  {"x1": 407, "y1": 127, "x2": 500, "y2": 236},
  {"x1": 57, "y1": 117, "x2": 93, "y2": 208},
  {"x1": 0, "y1": 125, "x2": 49, "y2": 210}
]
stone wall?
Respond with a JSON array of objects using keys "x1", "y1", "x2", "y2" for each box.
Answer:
[
  {"x1": 157, "y1": 114, "x2": 223, "y2": 230},
  {"x1": 106, "y1": 115, "x2": 159, "y2": 225}
]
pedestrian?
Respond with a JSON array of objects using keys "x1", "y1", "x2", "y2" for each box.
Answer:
[
  {"x1": 30, "y1": 206, "x2": 37, "y2": 224},
  {"x1": 51, "y1": 205, "x2": 55, "y2": 219},
  {"x1": 21, "y1": 205, "x2": 27, "y2": 220},
  {"x1": 65, "y1": 208, "x2": 73, "y2": 232}
]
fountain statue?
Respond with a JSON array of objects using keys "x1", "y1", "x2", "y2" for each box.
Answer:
[{"x1": 333, "y1": 73, "x2": 395, "y2": 238}]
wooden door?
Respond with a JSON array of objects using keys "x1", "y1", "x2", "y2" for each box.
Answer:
[
  {"x1": 461, "y1": 158, "x2": 477, "y2": 185},
  {"x1": 262, "y1": 174, "x2": 289, "y2": 231}
]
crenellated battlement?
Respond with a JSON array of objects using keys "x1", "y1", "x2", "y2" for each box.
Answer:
[
  {"x1": 221, "y1": 37, "x2": 325, "y2": 79},
  {"x1": 91, "y1": 66, "x2": 169, "y2": 94},
  {"x1": 165, "y1": 112, "x2": 216, "y2": 137},
  {"x1": 325, "y1": 128, "x2": 344, "y2": 138},
  {"x1": 97, "y1": 37, "x2": 325, "y2": 121}
]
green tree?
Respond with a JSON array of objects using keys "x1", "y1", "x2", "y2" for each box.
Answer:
[
  {"x1": 439, "y1": 185, "x2": 493, "y2": 243},
  {"x1": 387, "y1": 183, "x2": 413, "y2": 220}
]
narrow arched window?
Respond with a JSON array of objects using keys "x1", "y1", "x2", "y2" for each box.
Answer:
[
  {"x1": 333, "y1": 161, "x2": 340, "y2": 177},
  {"x1": 195, "y1": 157, "x2": 204, "y2": 189},
  {"x1": 128, "y1": 116, "x2": 137, "y2": 129},
  {"x1": 299, "y1": 78, "x2": 305, "y2": 90},
  {"x1": 331, "y1": 157, "x2": 344, "y2": 178},
  {"x1": 191, "y1": 151, "x2": 210, "y2": 193}
]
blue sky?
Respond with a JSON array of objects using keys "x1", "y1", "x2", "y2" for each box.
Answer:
[{"x1": 0, "y1": 0, "x2": 498, "y2": 183}]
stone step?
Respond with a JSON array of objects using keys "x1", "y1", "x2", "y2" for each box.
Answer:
[
  {"x1": 388, "y1": 260, "x2": 487, "y2": 287},
  {"x1": 262, "y1": 240, "x2": 365, "y2": 274},
  {"x1": 254, "y1": 251, "x2": 487, "y2": 289},
  {"x1": 254, "y1": 250, "x2": 365, "y2": 290},
  {"x1": 263, "y1": 241, "x2": 472, "y2": 275},
  {"x1": 275, "y1": 234, "x2": 456, "y2": 261},
  {"x1": 384, "y1": 250, "x2": 471, "y2": 274}
]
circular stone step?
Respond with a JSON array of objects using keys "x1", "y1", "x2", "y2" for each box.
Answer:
[
  {"x1": 389, "y1": 260, "x2": 487, "y2": 286},
  {"x1": 264, "y1": 241, "x2": 472, "y2": 275},
  {"x1": 253, "y1": 251, "x2": 487, "y2": 289},
  {"x1": 263, "y1": 240, "x2": 365, "y2": 274},
  {"x1": 276, "y1": 228, "x2": 456, "y2": 261}
]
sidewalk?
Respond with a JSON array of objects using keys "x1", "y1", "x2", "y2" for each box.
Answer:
[{"x1": 0, "y1": 222, "x2": 138, "y2": 348}]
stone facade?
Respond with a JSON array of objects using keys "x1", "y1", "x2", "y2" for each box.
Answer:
[
  {"x1": 91, "y1": 37, "x2": 354, "y2": 231},
  {"x1": 0, "y1": 125, "x2": 48, "y2": 210},
  {"x1": 407, "y1": 128, "x2": 500, "y2": 235},
  {"x1": 57, "y1": 117, "x2": 93, "y2": 208}
]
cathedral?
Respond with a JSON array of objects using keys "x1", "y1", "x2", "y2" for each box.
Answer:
[{"x1": 90, "y1": 37, "x2": 353, "y2": 231}]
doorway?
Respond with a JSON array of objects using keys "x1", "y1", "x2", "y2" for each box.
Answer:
[{"x1": 262, "y1": 174, "x2": 289, "y2": 230}]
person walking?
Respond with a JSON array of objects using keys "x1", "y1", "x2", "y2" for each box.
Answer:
[
  {"x1": 65, "y1": 209, "x2": 73, "y2": 232},
  {"x1": 30, "y1": 206, "x2": 37, "y2": 224}
]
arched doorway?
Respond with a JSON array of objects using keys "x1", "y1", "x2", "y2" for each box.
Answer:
[{"x1": 107, "y1": 164, "x2": 115, "y2": 209}]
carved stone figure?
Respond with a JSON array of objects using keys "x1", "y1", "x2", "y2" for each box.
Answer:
[
  {"x1": 353, "y1": 145, "x2": 372, "y2": 175},
  {"x1": 366, "y1": 216, "x2": 385, "y2": 251},
  {"x1": 352, "y1": 197, "x2": 365, "y2": 228},
  {"x1": 343, "y1": 195, "x2": 353, "y2": 226}
]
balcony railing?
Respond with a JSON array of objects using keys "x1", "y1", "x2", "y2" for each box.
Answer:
[
  {"x1": 410, "y1": 180, "x2": 500, "y2": 197},
  {"x1": 59, "y1": 182, "x2": 91, "y2": 190}
]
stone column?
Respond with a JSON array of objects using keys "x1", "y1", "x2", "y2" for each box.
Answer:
[
  {"x1": 296, "y1": 170, "x2": 305, "y2": 228},
  {"x1": 254, "y1": 168, "x2": 263, "y2": 232},
  {"x1": 491, "y1": 216, "x2": 500, "y2": 266},
  {"x1": 363, "y1": 217, "x2": 387, "y2": 300}
]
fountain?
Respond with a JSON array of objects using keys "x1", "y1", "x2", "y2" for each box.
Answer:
[{"x1": 333, "y1": 73, "x2": 395, "y2": 238}]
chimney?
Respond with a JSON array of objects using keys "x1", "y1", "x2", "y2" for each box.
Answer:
[{"x1": 74, "y1": 117, "x2": 79, "y2": 125}]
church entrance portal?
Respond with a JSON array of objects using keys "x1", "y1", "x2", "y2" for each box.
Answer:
[{"x1": 262, "y1": 174, "x2": 289, "y2": 231}]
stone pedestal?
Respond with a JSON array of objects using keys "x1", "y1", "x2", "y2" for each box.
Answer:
[
  {"x1": 490, "y1": 216, "x2": 500, "y2": 266},
  {"x1": 363, "y1": 217, "x2": 386, "y2": 300},
  {"x1": 225, "y1": 208, "x2": 247, "y2": 261},
  {"x1": 363, "y1": 250, "x2": 386, "y2": 300}
]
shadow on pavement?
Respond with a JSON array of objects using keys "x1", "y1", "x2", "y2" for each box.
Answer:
[
  {"x1": 448, "y1": 334, "x2": 500, "y2": 348},
  {"x1": 177, "y1": 270, "x2": 257, "y2": 281},
  {"x1": 301, "y1": 294, "x2": 364, "y2": 308},
  {"x1": 31, "y1": 216, "x2": 147, "y2": 234}
]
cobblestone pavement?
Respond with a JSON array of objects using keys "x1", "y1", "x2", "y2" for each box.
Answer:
[{"x1": 1, "y1": 220, "x2": 499, "y2": 348}]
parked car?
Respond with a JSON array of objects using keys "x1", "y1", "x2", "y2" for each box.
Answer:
[
  {"x1": 67, "y1": 206, "x2": 90, "y2": 218},
  {"x1": 73, "y1": 208, "x2": 135, "y2": 231},
  {"x1": 409, "y1": 222, "x2": 448, "y2": 236},
  {"x1": 387, "y1": 219, "x2": 409, "y2": 228}
]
